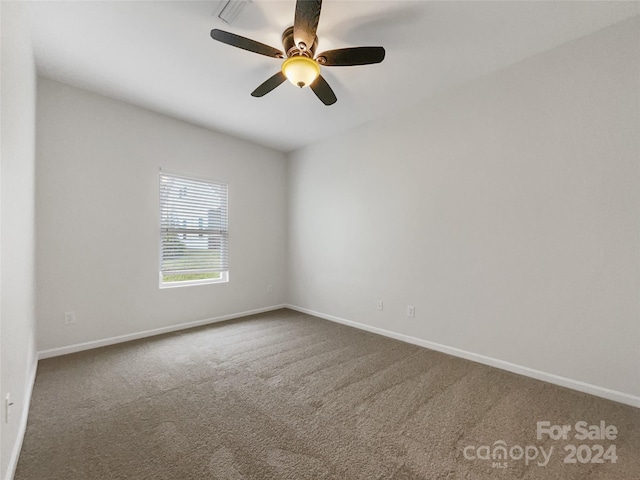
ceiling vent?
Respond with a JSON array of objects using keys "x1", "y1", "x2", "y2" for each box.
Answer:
[{"x1": 217, "y1": 0, "x2": 249, "y2": 25}]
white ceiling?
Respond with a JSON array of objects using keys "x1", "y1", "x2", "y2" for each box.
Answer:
[{"x1": 25, "y1": 1, "x2": 639, "y2": 152}]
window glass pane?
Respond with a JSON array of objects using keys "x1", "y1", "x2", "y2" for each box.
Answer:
[{"x1": 159, "y1": 171, "x2": 228, "y2": 286}]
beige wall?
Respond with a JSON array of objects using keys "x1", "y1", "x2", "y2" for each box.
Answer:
[
  {"x1": 287, "y1": 17, "x2": 640, "y2": 403},
  {"x1": 1, "y1": 3, "x2": 38, "y2": 479},
  {"x1": 35, "y1": 78, "x2": 288, "y2": 352}
]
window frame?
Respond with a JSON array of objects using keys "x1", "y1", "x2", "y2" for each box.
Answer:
[{"x1": 158, "y1": 169, "x2": 229, "y2": 289}]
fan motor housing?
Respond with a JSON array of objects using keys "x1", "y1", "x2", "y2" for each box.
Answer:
[{"x1": 282, "y1": 26, "x2": 317, "y2": 58}]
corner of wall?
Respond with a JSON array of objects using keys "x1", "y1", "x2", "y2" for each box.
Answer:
[{"x1": 3, "y1": 355, "x2": 38, "y2": 480}]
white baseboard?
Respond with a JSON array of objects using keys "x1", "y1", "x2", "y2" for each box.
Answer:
[
  {"x1": 4, "y1": 354, "x2": 38, "y2": 480},
  {"x1": 38, "y1": 305, "x2": 287, "y2": 360},
  {"x1": 35, "y1": 303, "x2": 640, "y2": 408},
  {"x1": 285, "y1": 304, "x2": 640, "y2": 409}
]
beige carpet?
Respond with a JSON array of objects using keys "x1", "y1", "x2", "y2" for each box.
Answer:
[{"x1": 16, "y1": 309, "x2": 639, "y2": 479}]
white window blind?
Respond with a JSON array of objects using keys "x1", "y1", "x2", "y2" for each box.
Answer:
[{"x1": 159, "y1": 171, "x2": 228, "y2": 285}]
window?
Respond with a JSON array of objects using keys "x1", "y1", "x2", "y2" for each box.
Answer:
[{"x1": 159, "y1": 171, "x2": 228, "y2": 287}]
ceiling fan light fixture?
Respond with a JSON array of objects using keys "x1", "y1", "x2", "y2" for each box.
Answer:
[
  {"x1": 210, "y1": 0, "x2": 385, "y2": 104},
  {"x1": 281, "y1": 56, "x2": 320, "y2": 88}
]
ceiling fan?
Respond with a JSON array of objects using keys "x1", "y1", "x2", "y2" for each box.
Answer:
[{"x1": 210, "y1": 0, "x2": 385, "y2": 106}]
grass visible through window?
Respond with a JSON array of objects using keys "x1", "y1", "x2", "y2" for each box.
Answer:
[{"x1": 162, "y1": 272, "x2": 220, "y2": 283}]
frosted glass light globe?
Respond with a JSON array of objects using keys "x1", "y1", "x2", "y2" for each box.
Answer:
[{"x1": 282, "y1": 56, "x2": 320, "y2": 88}]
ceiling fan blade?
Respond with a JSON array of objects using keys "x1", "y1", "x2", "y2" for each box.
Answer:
[
  {"x1": 293, "y1": 0, "x2": 322, "y2": 52},
  {"x1": 210, "y1": 29, "x2": 284, "y2": 58},
  {"x1": 251, "y1": 72, "x2": 287, "y2": 97},
  {"x1": 316, "y1": 47, "x2": 385, "y2": 66},
  {"x1": 310, "y1": 75, "x2": 337, "y2": 106}
]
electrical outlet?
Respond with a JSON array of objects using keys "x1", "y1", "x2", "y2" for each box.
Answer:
[
  {"x1": 267, "y1": 284, "x2": 273, "y2": 294},
  {"x1": 407, "y1": 305, "x2": 415, "y2": 318},
  {"x1": 64, "y1": 311, "x2": 76, "y2": 324},
  {"x1": 377, "y1": 300, "x2": 383, "y2": 311},
  {"x1": 5, "y1": 393, "x2": 13, "y2": 423}
]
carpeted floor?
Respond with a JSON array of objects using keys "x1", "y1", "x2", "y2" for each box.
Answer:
[{"x1": 15, "y1": 309, "x2": 639, "y2": 479}]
